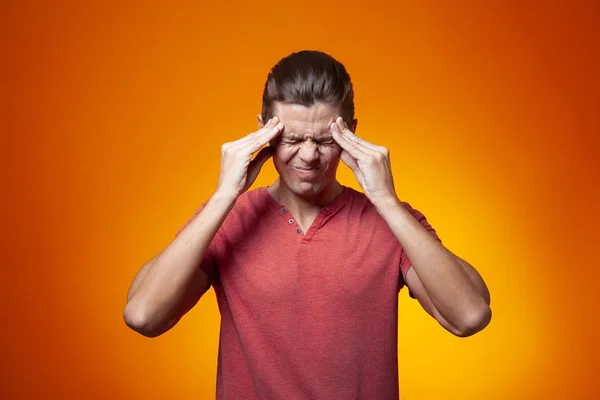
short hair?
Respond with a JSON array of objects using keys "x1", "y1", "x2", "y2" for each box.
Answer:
[{"x1": 261, "y1": 50, "x2": 355, "y2": 124}]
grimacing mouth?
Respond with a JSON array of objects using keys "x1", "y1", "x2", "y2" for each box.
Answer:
[{"x1": 293, "y1": 167, "x2": 321, "y2": 172}]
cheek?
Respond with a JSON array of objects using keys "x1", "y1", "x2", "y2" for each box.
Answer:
[
  {"x1": 331, "y1": 145, "x2": 342, "y2": 157},
  {"x1": 273, "y1": 146, "x2": 296, "y2": 165},
  {"x1": 323, "y1": 145, "x2": 342, "y2": 161}
]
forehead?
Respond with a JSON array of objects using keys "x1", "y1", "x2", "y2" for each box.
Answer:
[{"x1": 273, "y1": 102, "x2": 340, "y2": 137}]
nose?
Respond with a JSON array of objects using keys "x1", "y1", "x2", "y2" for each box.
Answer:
[{"x1": 298, "y1": 141, "x2": 319, "y2": 165}]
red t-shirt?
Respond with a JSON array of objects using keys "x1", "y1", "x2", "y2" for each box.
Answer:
[{"x1": 180, "y1": 186, "x2": 440, "y2": 399}]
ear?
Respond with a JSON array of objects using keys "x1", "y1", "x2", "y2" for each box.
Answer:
[
  {"x1": 257, "y1": 114, "x2": 264, "y2": 129},
  {"x1": 350, "y1": 119, "x2": 358, "y2": 133}
]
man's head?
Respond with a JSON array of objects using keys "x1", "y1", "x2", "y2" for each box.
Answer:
[
  {"x1": 258, "y1": 50, "x2": 357, "y2": 197},
  {"x1": 261, "y1": 50, "x2": 355, "y2": 125}
]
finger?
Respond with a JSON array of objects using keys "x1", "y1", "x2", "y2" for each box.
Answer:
[
  {"x1": 259, "y1": 116, "x2": 278, "y2": 134},
  {"x1": 339, "y1": 149, "x2": 359, "y2": 173},
  {"x1": 246, "y1": 146, "x2": 275, "y2": 186},
  {"x1": 245, "y1": 119, "x2": 284, "y2": 153},
  {"x1": 257, "y1": 121, "x2": 284, "y2": 149},
  {"x1": 335, "y1": 117, "x2": 382, "y2": 154},
  {"x1": 331, "y1": 122, "x2": 367, "y2": 160},
  {"x1": 239, "y1": 116, "x2": 278, "y2": 142}
]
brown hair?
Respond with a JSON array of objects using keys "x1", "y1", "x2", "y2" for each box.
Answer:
[{"x1": 261, "y1": 50, "x2": 355, "y2": 124}]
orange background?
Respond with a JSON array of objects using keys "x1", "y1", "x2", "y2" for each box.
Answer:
[{"x1": 2, "y1": 1, "x2": 598, "y2": 399}]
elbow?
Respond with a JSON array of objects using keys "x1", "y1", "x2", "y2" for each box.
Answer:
[
  {"x1": 453, "y1": 304, "x2": 492, "y2": 338},
  {"x1": 123, "y1": 301, "x2": 164, "y2": 338}
]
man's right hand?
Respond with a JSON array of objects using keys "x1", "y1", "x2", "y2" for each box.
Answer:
[{"x1": 215, "y1": 116, "x2": 284, "y2": 199}]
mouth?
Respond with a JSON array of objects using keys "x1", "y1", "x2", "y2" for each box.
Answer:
[{"x1": 293, "y1": 167, "x2": 321, "y2": 173}]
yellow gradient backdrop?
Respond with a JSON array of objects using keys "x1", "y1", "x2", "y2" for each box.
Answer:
[{"x1": 2, "y1": 1, "x2": 598, "y2": 399}]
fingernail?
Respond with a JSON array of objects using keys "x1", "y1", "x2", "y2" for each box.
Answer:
[
  {"x1": 331, "y1": 123, "x2": 340, "y2": 133},
  {"x1": 267, "y1": 118, "x2": 273, "y2": 125}
]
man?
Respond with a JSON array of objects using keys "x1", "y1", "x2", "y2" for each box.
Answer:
[{"x1": 124, "y1": 50, "x2": 491, "y2": 399}]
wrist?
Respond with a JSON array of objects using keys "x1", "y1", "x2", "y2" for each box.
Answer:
[
  {"x1": 373, "y1": 195, "x2": 415, "y2": 236},
  {"x1": 209, "y1": 190, "x2": 238, "y2": 210},
  {"x1": 371, "y1": 194, "x2": 402, "y2": 213}
]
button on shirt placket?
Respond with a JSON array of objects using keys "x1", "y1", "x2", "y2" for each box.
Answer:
[
  {"x1": 288, "y1": 218, "x2": 302, "y2": 234},
  {"x1": 282, "y1": 209, "x2": 302, "y2": 234}
]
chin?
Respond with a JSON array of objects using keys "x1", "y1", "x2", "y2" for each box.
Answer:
[
  {"x1": 291, "y1": 181, "x2": 326, "y2": 196},
  {"x1": 277, "y1": 174, "x2": 325, "y2": 196}
]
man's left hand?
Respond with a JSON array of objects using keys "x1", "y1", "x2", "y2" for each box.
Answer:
[{"x1": 330, "y1": 117, "x2": 397, "y2": 206}]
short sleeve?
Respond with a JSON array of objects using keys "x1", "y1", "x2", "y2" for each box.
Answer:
[
  {"x1": 398, "y1": 202, "x2": 442, "y2": 297},
  {"x1": 176, "y1": 202, "x2": 219, "y2": 287}
]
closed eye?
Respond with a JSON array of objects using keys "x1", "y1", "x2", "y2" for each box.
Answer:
[
  {"x1": 316, "y1": 139, "x2": 335, "y2": 145},
  {"x1": 283, "y1": 138, "x2": 302, "y2": 144},
  {"x1": 281, "y1": 137, "x2": 334, "y2": 145}
]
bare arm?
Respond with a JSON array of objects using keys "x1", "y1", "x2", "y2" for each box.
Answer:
[
  {"x1": 382, "y1": 198, "x2": 491, "y2": 337},
  {"x1": 123, "y1": 193, "x2": 235, "y2": 337},
  {"x1": 330, "y1": 117, "x2": 491, "y2": 337},
  {"x1": 123, "y1": 117, "x2": 284, "y2": 338},
  {"x1": 404, "y1": 258, "x2": 491, "y2": 337}
]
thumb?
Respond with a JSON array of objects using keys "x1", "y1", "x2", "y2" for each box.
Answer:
[{"x1": 246, "y1": 146, "x2": 275, "y2": 188}]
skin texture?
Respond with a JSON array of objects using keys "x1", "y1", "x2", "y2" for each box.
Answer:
[
  {"x1": 266, "y1": 102, "x2": 344, "y2": 199},
  {"x1": 259, "y1": 102, "x2": 354, "y2": 232}
]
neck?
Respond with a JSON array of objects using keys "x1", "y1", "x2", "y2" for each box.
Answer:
[{"x1": 267, "y1": 179, "x2": 344, "y2": 216}]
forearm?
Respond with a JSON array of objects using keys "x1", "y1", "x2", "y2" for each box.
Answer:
[
  {"x1": 376, "y1": 197, "x2": 490, "y2": 330},
  {"x1": 124, "y1": 191, "x2": 236, "y2": 334},
  {"x1": 457, "y1": 257, "x2": 491, "y2": 305}
]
